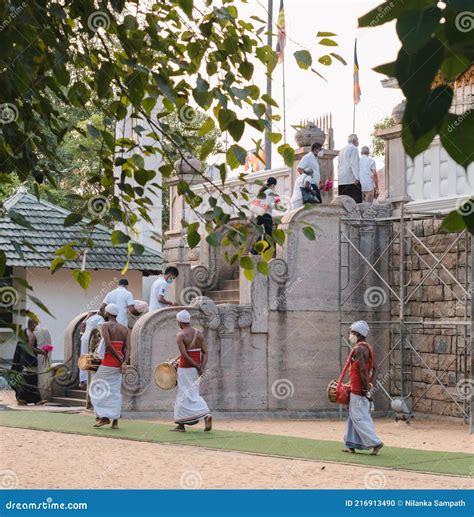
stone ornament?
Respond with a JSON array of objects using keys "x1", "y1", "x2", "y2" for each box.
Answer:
[
  {"x1": 391, "y1": 99, "x2": 406, "y2": 124},
  {"x1": 294, "y1": 122, "x2": 326, "y2": 148}
]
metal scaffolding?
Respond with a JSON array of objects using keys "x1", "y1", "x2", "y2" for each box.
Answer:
[{"x1": 338, "y1": 208, "x2": 472, "y2": 426}]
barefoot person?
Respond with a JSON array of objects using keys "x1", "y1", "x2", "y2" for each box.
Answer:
[
  {"x1": 10, "y1": 319, "x2": 48, "y2": 406},
  {"x1": 343, "y1": 320, "x2": 384, "y2": 455},
  {"x1": 90, "y1": 303, "x2": 130, "y2": 429},
  {"x1": 171, "y1": 310, "x2": 212, "y2": 433}
]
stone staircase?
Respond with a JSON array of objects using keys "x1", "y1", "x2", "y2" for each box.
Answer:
[
  {"x1": 205, "y1": 278, "x2": 240, "y2": 304},
  {"x1": 50, "y1": 388, "x2": 87, "y2": 408}
]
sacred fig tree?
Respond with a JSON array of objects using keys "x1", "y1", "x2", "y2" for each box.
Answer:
[
  {"x1": 0, "y1": 0, "x2": 345, "y2": 291},
  {"x1": 359, "y1": 0, "x2": 474, "y2": 234}
]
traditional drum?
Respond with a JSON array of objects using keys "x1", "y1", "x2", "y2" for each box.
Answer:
[
  {"x1": 78, "y1": 353, "x2": 102, "y2": 372},
  {"x1": 154, "y1": 361, "x2": 178, "y2": 390}
]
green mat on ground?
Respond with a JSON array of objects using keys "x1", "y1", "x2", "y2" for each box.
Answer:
[{"x1": 0, "y1": 410, "x2": 472, "y2": 477}]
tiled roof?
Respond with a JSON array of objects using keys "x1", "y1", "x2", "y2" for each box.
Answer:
[{"x1": 1, "y1": 191, "x2": 162, "y2": 271}]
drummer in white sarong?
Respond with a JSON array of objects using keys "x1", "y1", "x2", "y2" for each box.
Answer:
[
  {"x1": 90, "y1": 303, "x2": 130, "y2": 429},
  {"x1": 172, "y1": 310, "x2": 212, "y2": 433}
]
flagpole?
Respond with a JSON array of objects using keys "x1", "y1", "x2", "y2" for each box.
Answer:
[
  {"x1": 352, "y1": 103, "x2": 356, "y2": 134},
  {"x1": 265, "y1": 0, "x2": 273, "y2": 170},
  {"x1": 282, "y1": 55, "x2": 287, "y2": 144}
]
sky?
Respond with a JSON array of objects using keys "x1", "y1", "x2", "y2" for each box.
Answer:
[{"x1": 236, "y1": 0, "x2": 405, "y2": 169}]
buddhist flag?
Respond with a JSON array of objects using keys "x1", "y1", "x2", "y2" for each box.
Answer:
[
  {"x1": 353, "y1": 38, "x2": 361, "y2": 104},
  {"x1": 275, "y1": 0, "x2": 286, "y2": 64}
]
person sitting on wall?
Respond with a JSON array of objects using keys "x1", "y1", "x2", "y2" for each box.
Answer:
[{"x1": 297, "y1": 142, "x2": 323, "y2": 203}]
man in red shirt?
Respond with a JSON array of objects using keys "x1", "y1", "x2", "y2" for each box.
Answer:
[{"x1": 343, "y1": 320, "x2": 384, "y2": 455}]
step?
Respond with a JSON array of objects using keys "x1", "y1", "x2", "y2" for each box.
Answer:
[
  {"x1": 66, "y1": 389, "x2": 87, "y2": 401},
  {"x1": 205, "y1": 289, "x2": 240, "y2": 304},
  {"x1": 50, "y1": 397, "x2": 86, "y2": 407},
  {"x1": 220, "y1": 279, "x2": 240, "y2": 291}
]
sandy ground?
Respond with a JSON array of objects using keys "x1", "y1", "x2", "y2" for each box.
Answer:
[
  {"x1": 0, "y1": 411, "x2": 472, "y2": 489},
  {"x1": 0, "y1": 426, "x2": 472, "y2": 490},
  {"x1": 0, "y1": 390, "x2": 472, "y2": 489}
]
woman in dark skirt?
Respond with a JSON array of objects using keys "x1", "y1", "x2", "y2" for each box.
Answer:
[{"x1": 10, "y1": 319, "x2": 48, "y2": 405}]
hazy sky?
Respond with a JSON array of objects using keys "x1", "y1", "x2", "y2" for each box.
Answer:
[{"x1": 237, "y1": 0, "x2": 405, "y2": 168}]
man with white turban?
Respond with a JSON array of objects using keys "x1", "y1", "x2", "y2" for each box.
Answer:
[
  {"x1": 90, "y1": 303, "x2": 130, "y2": 429},
  {"x1": 171, "y1": 309, "x2": 212, "y2": 432},
  {"x1": 343, "y1": 320, "x2": 384, "y2": 455}
]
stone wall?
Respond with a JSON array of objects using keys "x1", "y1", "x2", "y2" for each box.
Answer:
[{"x1": 390, "y1": 217, "x2": 471, "y2": 418}]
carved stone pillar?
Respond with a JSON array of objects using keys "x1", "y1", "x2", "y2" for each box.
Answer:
[{"x1": 163, "y1": 156, "x2": 203, "y2": 265}]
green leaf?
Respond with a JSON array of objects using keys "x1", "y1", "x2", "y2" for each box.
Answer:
[
  {"x1": 358, "y1": 0, "x2": 434, "y2": 28},
  {"x1": 396, "y1": 7, "x2": 442, "y2": 52},
  {"x1": 439, "y1": 111, "x2": 474, "y2": 169},
  {"x1": 111, "y1": 230, "x2": 130, "y2": 245},
  {"x1": 318, "y1": 55, "x2": 332, "y2": 66},
  {"x1": 72, "y1": 270, "x2": 91, "y2": 290},
  {"x1": 294, "y1": 50, "x2": 312, "y2": 70},
  {"x1": 272, "y1": 228, "x2": 286, "y2": 246},
  {"x1": 199, "y1": 138, "x2": 216, "y2": 161},
  {"x1": 228, "y1": 120, "x2": 245, "y2": 141},
  {"x1": 240, "y1": 256, "x2": 254, "y2": 270},
  {"x1": 316, "y1": 31, "x2": 337, "y2": 37},
  {"x1": 440, "y1": 55, "x2": 471, "y2": 82},
  {"x1": 8, "y1": 210, "x2": 34, "y2": 229},
  {"x1": 268, "y1": 132, "x2": 282, "y2": 144},
  {"x1": 257, "y1": 260, "x2": 268, "y2": 275},
  {"x1": 277, "y1": 144, "x2": 295, "y2": 167},
  {"x1": 63, "y1": 213, "x2": 83, "y2": 227},
  {"x1": 187, "y1": 230, "x2": 201, "y2": 248},
  {"x1": 402, "y1": 123, "x2": 436, "y2": 159},
  {"x1": 373, "y1": 61, "x2": 396, "y2": 77},
  {"x1": 206, "y1": 233, "x2": 220, "y2": 247},
  {"x1": 30, "y1": 295, "x2": 55, "y2": 317},
  {"x1": 227, "y1": 145, "x2": 247, "y2": 169},
  {"x1": 239, "y1": 61, "x2": 254, "y2": 80},
  {"x1": 330, "y1": 53, "x2": 347, "y2": 65},
  {"x1": 50, "y1": 258, "x2": 65, "y2": 273},
  {"x1": 198, "y1": 117, "x2": 215, "y2": 137},
  {"x1": 243, "y1": 268, "x2": 255, "y2": 282},
  {"x1": 318, "y1": 38, "x2": 338, "y2": 46},
  {"x1": 261, "y1": 94, "x2": 278, "y2": 108},
  {"x1": 87, "y1": 124, "x2": 101, "y2": 139},
  {"x1": 440, "y1": 208, "x2": 474, "y2": 234},
  {"x1": 302, "y1": 225, "x2": 316, "y2": 240},
  {"x1": 395, "y1": 38, "x2": 444, "y2": 100}
]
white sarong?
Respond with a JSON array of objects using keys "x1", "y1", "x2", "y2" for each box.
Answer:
[
  {"x1": 90, "y1": 365, "x2": 122, "y2": 419},
  {"x1": 344, "y1": 393, "x2": 381, "y2": 450},
  {"x1": 174, "y1": 367, "x2": 210, "y2": 424}
]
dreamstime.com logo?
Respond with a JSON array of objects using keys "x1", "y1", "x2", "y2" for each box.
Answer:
[
  {"x1": 0, "y1": 103, "x2": 19, "y2": 124},
  {"x1": 87, "y1": 11, "x2": 111, "y2": 32},
  {"x1": 5, "y1": 497, "x2": 88, "y2": 511},
  {"x1": 0, "y1": 2, "x2": 26, "y2": 32},
  {"x1": 271, "y1": 378, "x2": 295, "y2": 400},
  {"x1": 447, "y1": 108, "x2": 472, "y2": 133},
  {"x1": 369, "y1": 1, "x2": 395, "y2": 27},
  {"x1": 455, "y1": 11, "x2": 474, "y2": 32}
]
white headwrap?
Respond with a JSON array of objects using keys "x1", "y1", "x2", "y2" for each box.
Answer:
[
  {"x1": 176, "y1": 309, "x2": 191, "y2": 323},
  {"x1": 105, "y1": 303, "x2": 119, "y2": 316},
  {"x1": 350, "y1": 320, "x2": 369, "y2": 337}
]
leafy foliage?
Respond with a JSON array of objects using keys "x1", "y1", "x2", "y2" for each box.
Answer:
[
  {"x1": 371, "y1": 116, "x2": 396, "y2": 157},
  {"x1": 0, "y1": 0, "x2": 345, "y2": 286},
  {"x1": 360, "y1": 0, "x2": 473, "y2": 168}
]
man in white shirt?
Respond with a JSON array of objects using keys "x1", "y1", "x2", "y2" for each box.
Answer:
[
  {"x1": 100, "y1": 279, "x2": 138, "y2": 328},
  {"x1": 338, "y1": 134, "x2": 362, "y2": 203},
  {"x1": 359, "y1": 146, "x2": 378, "y2": 203},
  {"x1": 297, "y1": 142, "x2": 322, "y2": 203},
  {"x1": 149, "y1": 266, "x2": 179, "y2": 310}
]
